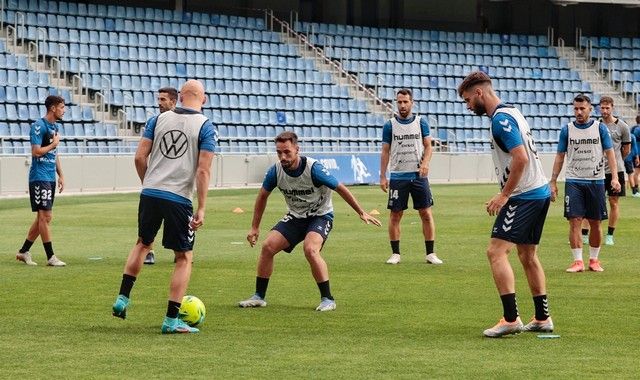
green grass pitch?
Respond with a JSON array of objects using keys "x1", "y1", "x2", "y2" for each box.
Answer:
[{"x1": 1, "y1": 184, "x2": 638, "y2": 378}]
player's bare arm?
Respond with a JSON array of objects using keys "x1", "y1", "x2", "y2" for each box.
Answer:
[
  {"x1": 486, "y1": 145, "x2": 528, "y2": 216},
  {"x1": 134, "y1": 138, "x2": 152, "y2": 183},
  {"x1": 56, "y1": 155, "x2": 64, "y2": 193},
  {"x1": 419, "y1": 136, "x2": 432, "y2": 177},
  {"x1": 604, "y1": 148, "x2": 621, "y2": 192},
  {"x1": 379, "y1": 143, "x2": 390, "y2": 193},
  {"x1": 191, "y1": 150, "x2": 214, "y2": 231},
  {"x1": 549, "y1": 152, "x2": 565, "y2": 202},
  {"x1": 31, "y1": 132, "x2": 60, "y2": 157},
  {"x1": 247, "y1": 187, "x2": 271, "y2": 246},
  {"x1": 334, "y1": 184, "x2": 382, "y2": 226}
]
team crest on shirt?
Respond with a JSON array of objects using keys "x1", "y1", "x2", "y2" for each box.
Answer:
[{"x1": 160, "y1": 130, "x2": 189, "y2": 159}]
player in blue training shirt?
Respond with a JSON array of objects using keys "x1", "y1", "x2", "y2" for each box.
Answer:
[
  {"x1": 380, "y1": 88, "x2": 443, "y2": 265},
  {"x1": 459, "y1": 71, "x2": 553, "y2": 338},
  {"x1": 239, "y1": 131, "x2": 381, "y2": 312},
  {"x1": 16, "y1": 95, "x2": 67, "y2": 267},
  {"x1": 623, "y1": 132, "x2": 638, "y2": 197},
  {"x1": 112, "y1": 80, "x2": 217, "y2": 334},
  {"x1": 549, "y1": 94, "x2": 620, "y2": 273},
  {"x1": 630, "y1": 115, "x2": 640, "y2": 196}
]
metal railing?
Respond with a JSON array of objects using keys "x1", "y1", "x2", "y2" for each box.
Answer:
[
  {"x1": 265, "y1": 9, "x2": 393, "y2": 116},
  {"x1": 13, "y1": 11, "x2": 24, "y2": 47},
  {"x1": 95, "y1": 92, "x2": 107, "y2": 124},
  {"x1": 123, "y1": 93, "x2": 134, "y2": 131},
  {"x1": 100, "y1": 75, "x2": 112, "y2": 116}
]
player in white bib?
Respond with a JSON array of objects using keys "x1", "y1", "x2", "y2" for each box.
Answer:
[
  {"x1": 549, "y1": 94, "x2": 620, "y2": 273},
  {"x1": 239, "y1": 132, "x2": 381, "y2": 311},
  {"x1": 459, "y1": 71, "x2": 553, "y2": 338},
  {"x1": 112, "y1": 80, "x2": 217, "y2": 334},
  {"x1": 380, "y1": 89, "x2": 443, "y2": 265}
]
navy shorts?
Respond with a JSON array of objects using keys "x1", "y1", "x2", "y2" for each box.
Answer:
[
  {"x1": 564, "y1": 181, "x2": 608, "y2": 220},
  {"x1": 491, "y1": 197, "x2": 550, "y2": 245},
  {"x1": 138, "y1": 195, "x2": 195, "y2": 252},
  {"x1": 272, "y1": 213, "x2": 333, "y2": 253},
  {"x1": 387, "y1": 177, "x2": 434, "y2": 211},
  {"x1": 605, "y1": 172, "x2": 625, "y2": 196},
  {"x1": 29, "y1": 181, "x2": 56, "y2": 212},
  {"x1": 624, "y1": 160, "x2": 634, "y2": 174}
]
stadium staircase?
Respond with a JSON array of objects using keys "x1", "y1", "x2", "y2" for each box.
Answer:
[
  {"x1": 557, "y1": 36, "x2": 638, "y2": 121},
  {"x1": 266, "y1": 11, "x2": 393, "y2": 119}
]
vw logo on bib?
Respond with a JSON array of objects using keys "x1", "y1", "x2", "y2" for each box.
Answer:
[{"x1": 160, "y1": 130, "x2": 188, "y2": 159}]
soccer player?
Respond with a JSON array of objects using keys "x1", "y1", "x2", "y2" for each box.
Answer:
[
  {"x1": 630, "y1": 115, "x2": 640, "y2": 197},
  {"x1": 549, "y1": 94, "x2": 620, "y2": 273},
  {"x1": 623, "y1": 132, "x2": 638, "y2": 196},
  {"x1": 157, "y1": 86, "x2": 178, "y2": 114},
  {"x1": 380, "y1": 88, "x2": 443, "y2": 265},
  {"x1": 144, "y1": 86, "x2": 179, "y2": 265},
  {"x1": 458, "y1": 72, "x2": 553, "y2": 338},
  {"x1": 239, "y1": 131, "x2": 381, "y2": 311},
  {"x1": 112, "y1": 80, "x2": 217, "y2": 334},
  {"x1": 598, "y1": 97, "x2": 630, "y2": 245},
  {"x1": 16, "y1": 95, "x2": 67, "y2": 267}
]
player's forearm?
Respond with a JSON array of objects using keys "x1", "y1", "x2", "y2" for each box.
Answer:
[
  {"x1": 422, "y1": 139, "x2": 433, "y2": 164},
  {"x1": 606, "y1": 149, "x2": 617, "y2": 174},
  {"x1": 621, "y1": 145, "x2": 630, "y2": 160},
  {"x1": 32, "y1": 145, "x2": 55, "y2": 157},
  {"x1": 56, "y1": 157, "x2": 63, "y2": 177},
  {"x1": 380, "y1": 147, "x2": 390, "y2": 178},
  {"x1": 549, "y1": 154, "x2": 565, "y2": 182},
  {"x1": 251, "y1": 192, "x2": 268, "y2": 229},
  {"x1": 336, "y1": 184, "x2": 365, "y2": 215},
  {"x1": 195, "y1": 167, "x2": 210, "y2": 212},
  {"x1": 501, "y1": 157, "x2": 526, "y2": 197}
]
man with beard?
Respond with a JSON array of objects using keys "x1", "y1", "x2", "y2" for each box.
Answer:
[
  {"x1": 238, "y1": 131, "x2": 381, "y2": 311},
  {"x1": 380, "y1": 89, "x2": 443, "y2": 266},
  {"x1": 549, "y1": 94, "x2": 619, "y2": 273},
  {"x1": 458, "y1": 71, "x2": 553, "y2": 337}
]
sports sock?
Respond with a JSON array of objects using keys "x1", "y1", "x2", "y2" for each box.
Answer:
[
  {"x1": 390, "y1": 240, "x2": 400, "y2": 254},
  {"x1": 589, "y1": 246, "x2": 601, "y2": 259},
  {"x1": 255, "y1": 276, "x2": 269, "y2": 299},
  {"x1": 500, "y1": 293, "x2": 519, "y2": 322},
  {"x1": 166, "y1": 300, "x2": 181, "y2": 319},
  {"x1": 533, "y1": 295, "x2": 549, "y2": 321},
  {"x1": 425, "y1": 240, "x2": 434, "y2": 255},
  {"x1": 317, "y1": 280, "x2": 334, "y2": 300},
  {"x1": 607, "y1": 226, "x2": 615, "y2": 236},
  {"x1": 571, "y1": 248, "x2": 583, "y2": 261},
  {"x1": 43, "y1": 241, "x2": 54, "y2": 260},
  {"x1": 19, "y1": 239, "x2": 34, "y2": 253},
  {"x1": 581, "y1": 228, "x2": 589, "y2": 236},
  {"x1": 632, "y1": 186, "x2": 638, "y2": 194},
  {"x1": 119, "y1": 274, "x2": 136, "y2": 298}
]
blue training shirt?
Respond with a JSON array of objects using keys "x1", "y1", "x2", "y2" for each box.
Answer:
[
  {"x1": 625, "y1": 133, "x2": 638, "y2": 163},
  {"x1": 140, "y1": 107, "x2": 218, "y2": 205},
  {"x1": 29, "y1": 118, "x2": 60, "y2": 182},
  {"x1": 382, "y1": 114, "x2": 430, "y2": 180}
]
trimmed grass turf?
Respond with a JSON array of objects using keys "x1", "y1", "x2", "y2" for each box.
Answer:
[{"x1": 1, "y1": 184, "x2": 638, "y2": 378}]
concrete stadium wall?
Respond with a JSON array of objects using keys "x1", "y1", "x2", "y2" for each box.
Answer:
[{"x1": 0, "y1": 153, "x2": 565, "y2": 198}]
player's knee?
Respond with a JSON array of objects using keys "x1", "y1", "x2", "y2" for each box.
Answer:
[
  {"x1": 260, "y1": 241, "x2": 280, "y2": 257},
  {"x1": 419, "y1": 210, "x2": 433, "y2": 223},
  {"x1": 39, "y1": 213, "x2": 53, "y2": 224},
  {"x1": 389, "y1": 211, "x2": 403, "y2": 223}
]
